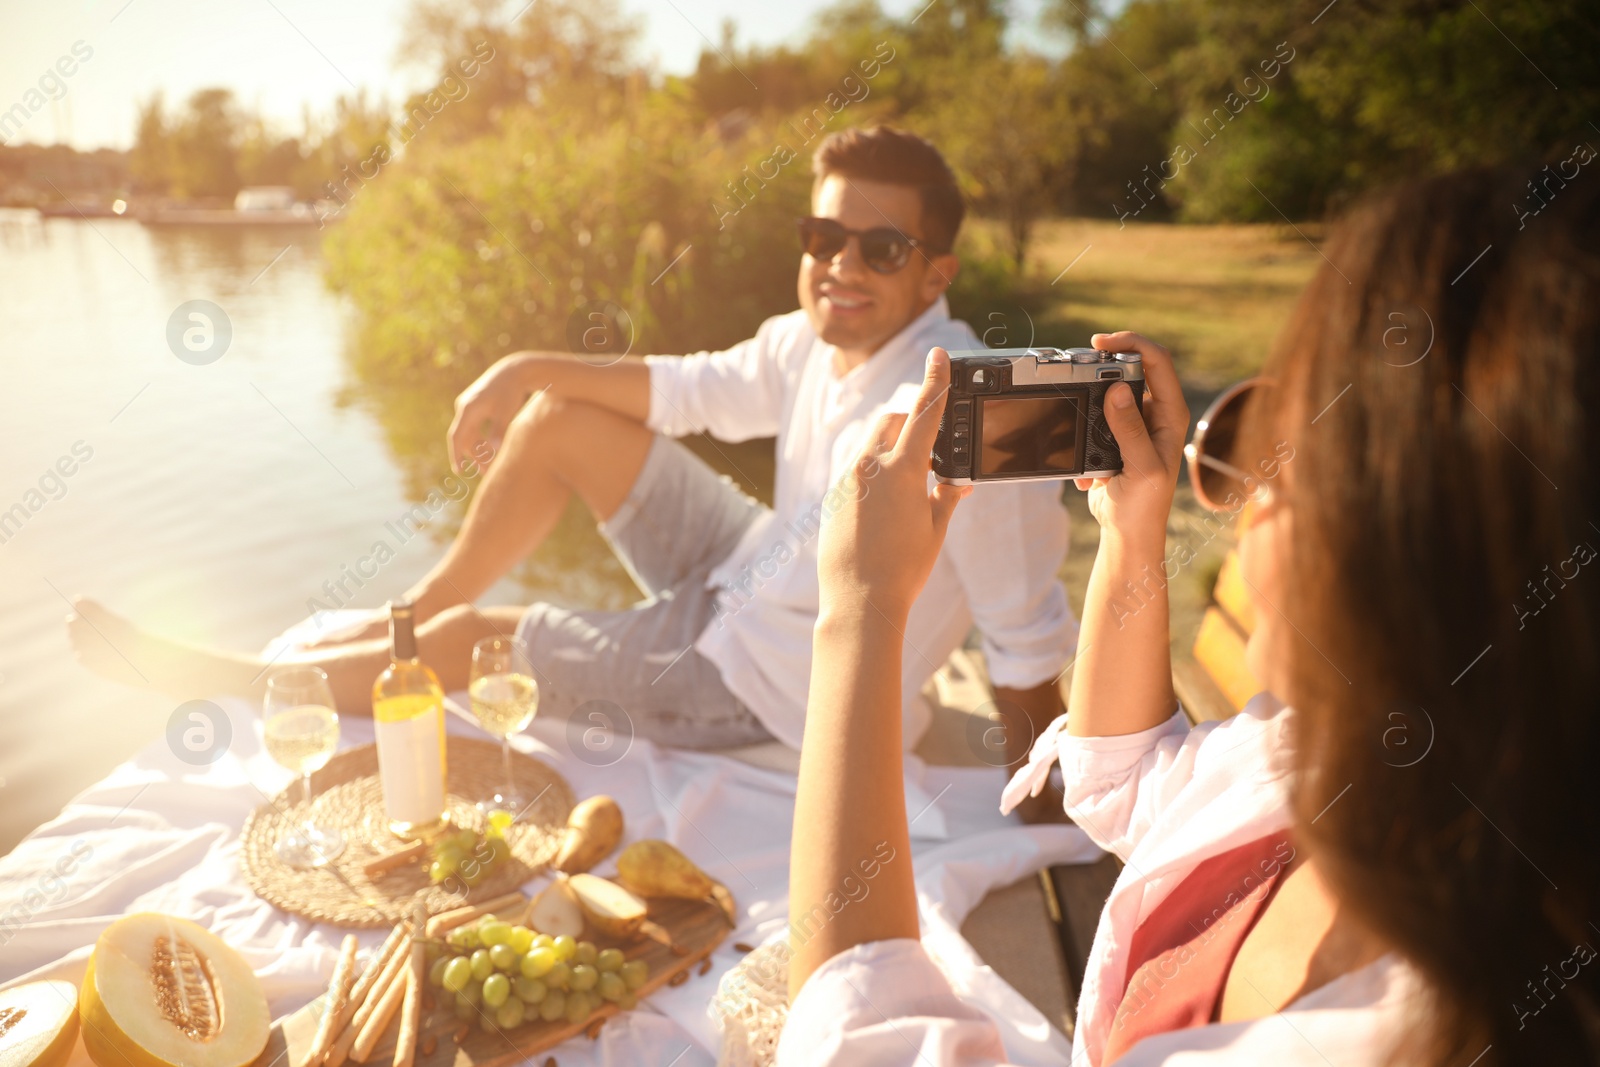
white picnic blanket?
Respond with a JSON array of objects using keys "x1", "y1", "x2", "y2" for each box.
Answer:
[{"x1": 0, "y1": 617, "x2": 1103, "y2": 1066}]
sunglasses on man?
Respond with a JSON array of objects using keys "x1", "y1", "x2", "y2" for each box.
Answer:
[{"x1": 796, "y1": 216, "x2": 937, "y2": 275}]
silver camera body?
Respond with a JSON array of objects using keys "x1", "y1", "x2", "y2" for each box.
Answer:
[{"x1": 932, "y1": 347, "x2": 1145, "y2": 485}]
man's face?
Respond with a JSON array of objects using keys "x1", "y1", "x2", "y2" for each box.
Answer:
[{"x1": 798, "y1": 174, "x2": 960, "y2": 357}]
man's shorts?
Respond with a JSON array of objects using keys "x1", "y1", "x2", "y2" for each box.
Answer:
[{"x1": 516, "y1": 435, "x2": 776, "y2": 751}]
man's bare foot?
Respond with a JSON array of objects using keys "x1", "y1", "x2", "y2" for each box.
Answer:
[{"x1": 67, "y1": 597, "x2": 264, "y2": 699}]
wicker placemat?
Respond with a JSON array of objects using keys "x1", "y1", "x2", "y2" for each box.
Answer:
[{"x1": 241, "y1": 737, "x2": 573, "y2": 927}]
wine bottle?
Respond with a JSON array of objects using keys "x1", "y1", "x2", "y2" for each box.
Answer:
[{"x1": 372, "y1": 600, "x2": 448, "y2": 838}]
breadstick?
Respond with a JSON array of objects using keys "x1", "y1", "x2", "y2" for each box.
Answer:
[
  {"x1": 362, "y1": 841, "x2": 428, "y2": 878},
  {"x1": 350, "y1": 953, "x2": 409, "y2": 1064},
  {"x1": 392, "y1": 900, "x2": 428, "y2": 1067},
  {"x1": 328, "y1": 933, "x2": 411, "y2": 1067},
  {"x1": 320, "y1": 925, "x2": 407, "y2": 1067},
  {"x1": 424, "y1": 891, "x2": 526, "y2": 937},
  {"x1": 304, "y1": 934, "x2": 359, "y2": 1066}
]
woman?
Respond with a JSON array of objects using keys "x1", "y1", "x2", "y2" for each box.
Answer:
[{"x1": 779, "y1": 168, "x2": 1600, "y2": 1065}]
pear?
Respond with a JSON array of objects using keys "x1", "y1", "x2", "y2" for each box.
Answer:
[
  {"x1": 551, "y1": 796, "x2": 623, "y2": 875},
  {"x1": 0, "y1": 980, "x2": 79, "y2": 1067},
  {"x1": 565, "y1": 874, "x2": 648, "y2": 939},
  {"x1": 615, "y1": 840, "x2": 715, "y2": 900},
  {"x1": 526, "y1": 879, "x2": 584, "y2": 939}
]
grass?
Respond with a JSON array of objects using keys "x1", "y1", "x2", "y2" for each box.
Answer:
[{"x1": 1005, "y1": 217, "x2": 1322, "y2": 659}]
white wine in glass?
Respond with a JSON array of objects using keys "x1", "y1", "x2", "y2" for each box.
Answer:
[
  {"x1": 469, "y1": 636, "x2": 538, "y2": 820},
  {"x1": 263, "y1": 665, "x2": 345, "y2": 868}
]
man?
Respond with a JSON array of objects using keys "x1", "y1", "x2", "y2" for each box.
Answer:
[{"x1": 69, "y1": 126, "x2": 1075, "y2": 767}]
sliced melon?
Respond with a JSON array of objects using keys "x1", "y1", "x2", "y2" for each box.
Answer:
[
  {"x1": 79, "y1": 914, "x2": 269, "y2": 1067},
  {"x1": 0, "y1": 980, "x2": 80, "y2": 1067}
]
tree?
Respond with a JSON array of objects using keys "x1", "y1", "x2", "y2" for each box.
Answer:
[
  {"x1": 128, "y1": 94, "x2": 171, "y2": 195},
  {"x1": 917, "y1": 53, "x2": 1078, "y2": 268},
  {"x1": 167, "y1": 89, "x2": 241, "y2": 200}
]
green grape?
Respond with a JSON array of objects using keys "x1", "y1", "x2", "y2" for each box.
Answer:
[
  {"x1": 448, "y1": 926, "x2": 480, "y2": 952},
  {"x1": 619, "y1": 960, "x2": 648, "y2": 991},
  {"x1": 537, "y1": 991, "x2": 566, "y2": 1022},
  {"x1": 510, "y1": 926, "x2": 535, "y2": 954},
  {"x1": 574, "y1": 941, "x2": 598, "y2": 967},
  {"x1": 425, "y1": 941, "x2": 443, "y2": 963},
  {"x1": 544, "y1": 961, "x2": 572, "y2": 991},
  {"x1": 596, "y1": 972, "x2": 625, "y2": 1002},
  {"x1": 531, "y1": 933, "x2": 554, "y2": 950},
  {"x1": 494, "y1": 996, "x2": 524, "y2": 1029},
  {"x1": 459, "y1": 980, "x2": 483, "y2": 1006},
  {"x1": 489, "y1": 943, "x2": 516, "y2": 971},
  {"x1": 568, "y1": 964, "x2": 598, "y2": 992},
  {"x1": 487, "y1": 837, "x2": 511, "y2": 867},
  {"x1": 453, "y1": 997, "x2": 476, "y2": 1022},
  {"x1": 453, "y1": 829, "x2": 479, "y2": 852},
  {"x1": 442, "y1": 956, "x2": 473, "y2": 993},
  {"x1": 513, "y1": 977, "x2": 546, "y2": 1004},
  {"x1": 564, "y1": 991, "x2": 592, "y2": 1026},
  {"x1": 470, "y1": 948, "x2": 493, "y2": 982},
  {"x1": 595, "y1": 948, "x2": 624, "y2": 973},
  {"x1": 520, "y1": 947, "x2": 556, "y2": 978},
  {"x1": 486, "y1": 809, "x2": 512, "y2": 837},
  {"x1": 551, "y1": 935, "x2": 576, "y2": 962},
  {"x1": 434, "y1": 844, "x2": 465, "y2": 870},
  {"x1": 428, "y1": 957, "x2": 451, "y2": 988},
  {"x1": 480, "y1": 921, "x2": 513, "y2": 947},
  {"x1": 474, "y1": 913, "x2": 499, "y2": 929},
  {"x1": 616, "y1": 992, "x2": 637, "y2": 1011},
  {"x1": 427, "y1": 859, "x2": 451, "y2": 884},
  {"x1": 461, "y1": 859, "x2": 487, "y2": 887},
  {"x1": 482, "y1": 973, "x2": 510, "y2": 1009}
]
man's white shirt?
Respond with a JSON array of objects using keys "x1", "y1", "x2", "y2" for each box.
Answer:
[{"x1": 644, "y1": 297, "x2": 1077, "y2": 750}]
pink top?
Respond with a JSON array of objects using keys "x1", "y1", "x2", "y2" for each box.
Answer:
[
  {"x1": 1103, "y1": 830, "x2": 1293, "y2": 1061},
  {"x1": 778, "y1": 697, "x2": 1421, "y2": 1065}
]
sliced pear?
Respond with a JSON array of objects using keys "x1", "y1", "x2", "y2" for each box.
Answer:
[
  {"x1": 566, "y1": 873, "x2": 648, "y2": 939},
  {"x1": 0, "y1": 980, "x2": 80, "y2": 1067},
  {"x1": 526, "y1": 879, "x2": 584, "y2": 940},
  {"x1": 80, "y1": 914, "x2": 269, "y2": 1067}
]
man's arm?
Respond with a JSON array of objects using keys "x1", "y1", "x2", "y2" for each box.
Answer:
[{"x1": 448, "y1": 352, "x2": 651, "y2": 472}]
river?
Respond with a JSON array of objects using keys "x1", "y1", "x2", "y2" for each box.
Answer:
[{"x1": 0, "y1": 215, "x2": 730, "y2": 855}]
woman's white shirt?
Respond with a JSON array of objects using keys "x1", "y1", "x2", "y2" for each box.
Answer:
[{"x1": 777, "y1": 696, "x2": 1423, "y2": 1065}]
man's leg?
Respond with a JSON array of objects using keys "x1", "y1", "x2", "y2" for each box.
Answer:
[
  {"x1": 68, "y1": 599, "x2": 521, "y2": 715},
  {"x1": 308, "y1": 396, "x2": 655, "y2": 646},
  {"x1": 407, "y1": 396, "x2": 654, "y2": 619}
]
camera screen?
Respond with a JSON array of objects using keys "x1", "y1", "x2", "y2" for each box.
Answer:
[{"x1": 978, "y1": 394, "x2": 1083, "y2": 475}]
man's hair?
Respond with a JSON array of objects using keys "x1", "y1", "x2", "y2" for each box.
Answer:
[{"x1": 812, "y1": 126, "x2": 964, "y2": 254}]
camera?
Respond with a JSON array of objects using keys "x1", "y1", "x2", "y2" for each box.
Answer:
[{"x1": 932, "y1": 347, "x2": 1145, "y2": 484}]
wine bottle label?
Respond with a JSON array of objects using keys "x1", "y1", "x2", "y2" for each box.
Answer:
[{"x1": 374, "y1": 706, "x2": 445, "y2": 826}]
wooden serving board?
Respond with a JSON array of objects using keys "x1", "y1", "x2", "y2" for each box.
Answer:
[{"x1": 255, "y1": 897, "x2": 731, "y2": 1067}]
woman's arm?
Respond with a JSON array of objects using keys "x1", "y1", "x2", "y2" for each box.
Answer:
[
  {"x1": 788, "y1": 349, "x2": 969, "y2": 998},
  {"x1": 1066, "y1": 331, "x2": 1190, "y2": 739}
]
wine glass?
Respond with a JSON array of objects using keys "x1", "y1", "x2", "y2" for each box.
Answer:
[
  {"x1": 263, "y1": 665, "x2": 346, "y2": 869},
  {"x1": 469, "y1": 636, "x2": 539, "y2": 820}
]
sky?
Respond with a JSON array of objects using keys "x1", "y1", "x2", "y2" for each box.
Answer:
[{"x1": 0, "y1": 0, "x2": 1056, "y2": 152}]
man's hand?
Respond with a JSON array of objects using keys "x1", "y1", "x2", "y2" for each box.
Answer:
[
  {"x1": 448, "y1": 354, "x2": 539, "y2": 473},
  {"x1": 817, "y1": 347, "x2": 970, "y2": 623}
]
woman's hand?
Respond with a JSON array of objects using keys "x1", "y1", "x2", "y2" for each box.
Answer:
[
  {"x1": 1074, "y1": 331, "x2": 1190, "y2": 550},
  {"x1": 817, "y1": 347, "x2": 971, "y2": 623},
  {"x1": 447, "y1": 354, "x2": 538, "y2": 473}
]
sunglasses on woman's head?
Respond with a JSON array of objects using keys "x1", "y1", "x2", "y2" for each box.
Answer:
[
  {"x1": 1184, "y1": 377, "x2": 1280, "y2": 513},
  {"x1": 796, "y1": 217, "x2": 927, "y2": 274}
]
